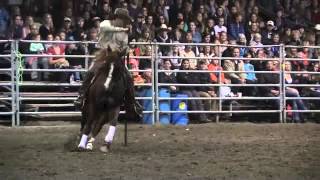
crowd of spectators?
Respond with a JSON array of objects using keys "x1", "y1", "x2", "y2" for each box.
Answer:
[{"x1": 0, "y1": 0, "x2": 319, "y2": 122}]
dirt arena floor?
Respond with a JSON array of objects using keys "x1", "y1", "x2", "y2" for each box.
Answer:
[{"x1": 0, "y1": 122, "x2": 319, "y2": 180}]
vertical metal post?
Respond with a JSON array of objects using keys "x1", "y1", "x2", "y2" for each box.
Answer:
[
  {"x1": 10, "y1": 40, "x2": 16, "y2": 126},
  {"x1": 15, "y1": 40, "x2": 21, "y2": 126},
  {"x1": 280, "y1": 45, "x2": 285, "y2": 123},
  {"x1": 84, "y1": 42, "x2": 89, "y2": 70},
  {"x1": 152, "y1": 43, "x2": 159, "y2": 125},
  {"x1": 217, "y1": 44, "x2": 222, "y2": 123}
]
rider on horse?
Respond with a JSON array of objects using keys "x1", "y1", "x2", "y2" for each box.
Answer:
[{"x1": 74, "y1": 8, "x2": 142, "y2": 120}]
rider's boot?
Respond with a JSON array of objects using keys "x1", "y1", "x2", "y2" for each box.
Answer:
[
  {"x1": 123, "y1": 69, "x2": 143, "y2": 120},
  {"x1": 74, "y1": 71, "x2": 94, "y2": 109}
]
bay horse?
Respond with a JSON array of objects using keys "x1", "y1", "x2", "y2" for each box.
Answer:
[{"x1": 77, "y1": 49, "x2": 138, "y2": 152}]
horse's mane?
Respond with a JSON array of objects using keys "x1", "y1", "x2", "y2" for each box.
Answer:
[{"x1": 94, "y1": 49, "x2": 109, "y2": 63}]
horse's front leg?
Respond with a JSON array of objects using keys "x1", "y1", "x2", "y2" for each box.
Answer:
[
  {"x1": 100, "y1": 106, "x2": 120, "y2": 153},
  {"x1": 78, "y1": 103, "x2": 94, "y2": 150}
]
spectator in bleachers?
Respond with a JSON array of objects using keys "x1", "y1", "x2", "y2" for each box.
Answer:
[
  {"x1": 154, "y1": 0, "x2": 170, "y2": 24},
  {"x1": 8, "y1": 15, "x2": 23, "y2": 39},
  {"x1": 306, "y1": 62, "x2": 320, "y2": 107},
  {"x1": 47, "y1": 34, "x2": 70, "y2": 84},
  {"x1": 63, "y1": 7, "x2": 76, "y2": 27},
  {"x1": 270, "y1": 33, "x2": 280, "y2": 57},
  {"x1": 155, "y1": 14, "x2": 168, "y2": 30},
  {"x1": 194, "y1": 12, "x2": 205, "y2": 33},
  {"x1": 214, "y1": 17, "x2": 227, "y2": 39},
  {"x1": 137, "y1": 28, "x2": 152, "y2": 55},
  {"x1": 167, "y1": 43, "x2": 181, "y2": 69},
  {"x1": 25, "y1": 24, "x2": 39, "y2": 40},
  {"x1": 204, "y1": 18, "x2": 215, "y2": 39},
  {"x1": 282, "y1": 27, "x2": 292, "y2": 44},
  {"x1": 228, "y1": 13, "x2": 245, "y2": 41},
  {"x1": 175, "y1": 17, "x2": 188, "y2": 33},
  {"x1": 182, "y1": 1, "x2": 193, "y2": 23},
  {"x1": 39, "y1": 13, "x2": 55, "y2": 40},
  {"x1": 206, "y1": 0, "x2": 218, "y2": 17},
  {"x1": 132, "y1": 13, "x2": 145, "y2": 39},
  {"x1": 286, "y1": 46, "x2": 301, "y2": 71},
  {"x1": 72, "y1": 17, "x2": 86, "y2": 41},
  {"x1": 284, "y1": 61, "x2": 307, "y2": 122},
  {"x1": 259, "y1": 60, "x2": 280, "y2": 107},
  {"x1": 139, "y1": 45, "x2": 152, "y2": 70},
  {"x1": 196, "y1": 60, "x2": 216, "y2": 117},
  {"x1": 143, "y1": 15, "x2": 156, "y2": 39},
  {"x1": 27, "y1": 33, "x2": 49, "y2": 81},
  {"x1": 22, "y1": 16, "x2": 34, "y2": 39},
  {"x1": 251, "y1": 48, "x2": 267, "y2": 71},
  {"x1": 180, "y1": 44, "x2": 197, "y2": 69},
  {"x1": 208, "y1": 56, "x2": 225, "y2": 84},
  {"x1": 228, "y1": 5, "x2": 239, "y2": 25},
  {"x1": 189, "y1": 21, "x2": 202, "y2": 43},
  {"x1": 155, "y1": 24, "x2": 172, "y2": 56},
  {"x1": 213, "y1": 31, "x2": 228, "y2": 56},
  {"x1": 291, "y1": 27, "x2": 302, "y2": 46},
  {"x1": 91, "y1": 16, "x2": 101, "y2": 33},
  {"x1": 298, "y1": 40, "x2": 313, "y2": 67},
  {"x1": 141, "y1": 6, "x2": 149, "y2": 18},
  {"x1": 0, "y1": 2, "x2": 9, "y2": 39},
  {"x1": 128, "y1": 0, "x2": 142, "y2": 20},
  {"x1": 158, "y1": 59, "x2": 177, "y2": 93},
  {"x1": 274, "y1": 8, "x2": 287, "y2": 33},
  {"x1": 223, "y1": 47, "x2": 246, "y2": 94},
  {"x1": 60, "y1": 17, "x2": 74, "y2": 41},
  {"x1": 243, "y1": 53, "x2": 258, "y2": 96},
  {"x1": 238, "y1": 33, "x2": 248, "y2": 57},
  {"x1": 246, "y1": 22, "x2": 260, "y2": 43},
  {"x1": 250, "y1": 33, "x2": 263, "y2": 53},
  {"x1": 171, "y1": 28, "x2": 184, "y2": 43},
  {"x1": 82, "y1": 11, "x2": 92, "y2": 31},
  {"x1": 86, "y1": 28, "x2": 99, "y2": 54},
  {"x1": 177, "y1": 58, "x2": 209, "y2": 123},
  {"x1": 261, "y1": 20, "x2": 276, "y2": 45},
  {"x1": 199, "y1": 45, "x2": 214, "y2": 65},
  {"x1": 246, "y1": 13, "x2": 262, "y2": 32},
  {"x1": 65, "y1": 42, "x2": 86, "y2": 84},
  {"x1": 98, "y1": 2, "x2": 112, "y2": 20},
  {"x1": 213, "y1": 6, "x2": 227, "y2": 24}
]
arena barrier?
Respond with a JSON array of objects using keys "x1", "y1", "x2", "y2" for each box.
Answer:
[{"x1": 0, "y1": 40, "x2": 319, "y2": 126}]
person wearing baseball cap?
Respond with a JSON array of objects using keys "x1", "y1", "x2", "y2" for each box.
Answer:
[{"x1": 261, "y1": 20, "x2": 276, "y2": 44}]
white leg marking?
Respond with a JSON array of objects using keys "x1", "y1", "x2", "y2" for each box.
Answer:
[
  {"x1": 105, "y1": 125, "x2": 116, "y2": 143},
  {"x1": 78, "y1": 134, "x2": 88, "y2": 148},
  {"x1": 104, "y1": 62, "x2": 114, "y2": 90},
  {"x1": 86, "y1": 137, "x2": 95, "y2": 150}
]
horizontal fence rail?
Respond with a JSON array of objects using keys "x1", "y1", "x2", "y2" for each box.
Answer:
[{"x1": 0, "y1": 40, "x2": 319, "y2": 126}]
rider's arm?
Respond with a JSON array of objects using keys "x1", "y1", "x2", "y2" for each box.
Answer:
[{"x1": 100, "y1": 20, "x2": 128, "y2": 32}]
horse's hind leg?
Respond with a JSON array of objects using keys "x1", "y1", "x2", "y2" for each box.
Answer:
[{"x1": 85, "y1": 111, "x2": 107, "y2": 150}]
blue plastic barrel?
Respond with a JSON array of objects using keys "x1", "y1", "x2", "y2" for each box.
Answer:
[
  {"x1": 141, "y1": 88, "x2": 153, "y2": 124},
  {"x1": 171, "y1": 93, "x2": 189, "y2": 126},
  {"x1": 159, "y1": 88, "x2": 170, "y2": 125}
]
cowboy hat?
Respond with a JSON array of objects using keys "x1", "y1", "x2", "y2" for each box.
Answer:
[
  {"x1": 114, "y1": 8, "x2": 133, "y2": 22},
  {"x1": 160, "y1": 24, "x2": 169, "y2": 31}
]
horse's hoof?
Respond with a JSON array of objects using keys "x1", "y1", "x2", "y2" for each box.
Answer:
[
  {"x1": 86, "y1": 143, "x2": 93, "y2": 151},
  {"x1": 77, "y1": 146, "x2": 87, "y2": 152},
  {"x1": 100, "y1": 142, "x2": 111, "y2": 153}
]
